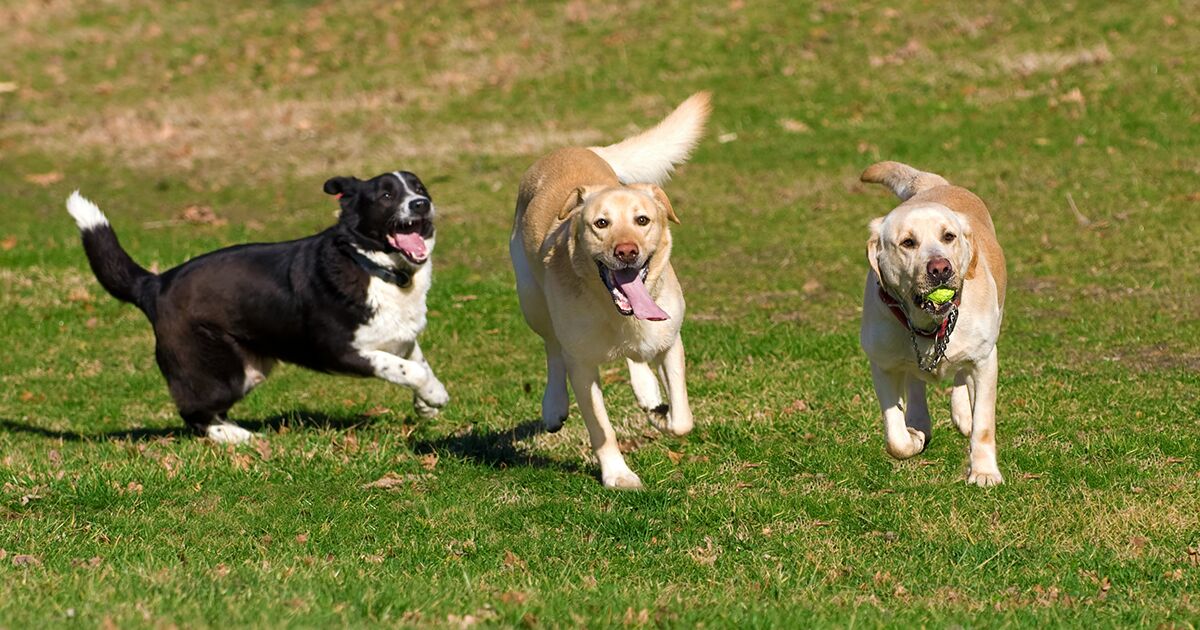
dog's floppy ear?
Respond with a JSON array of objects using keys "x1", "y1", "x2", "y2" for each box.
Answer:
[
  {"x1": 866, "y1": 217, "x2": 884, "y2": 281},
  {"x1": 558, "y1": 185, "x2": 603, "y2": 220},
  {"x1": 629, "y1": 183, "x2": 680, "y2": 224},
  {"x1": 323, "y1": 176, "x2": 360, "y2": 198},
  {"x1": 958, "y1": 215, "x2": 978, "y2": 280}
]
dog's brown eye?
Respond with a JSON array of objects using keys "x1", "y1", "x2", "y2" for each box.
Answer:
[
  {"x1": 635, "y1": 216, "x2": 650, "y2": 226},
  {"x1": 593, "y1": 218, "x2": 609, "y2": 229},
  {"x1": 943, "y1": 232, "x2": 956, "y2": 243},
  {"x1": 900, "y1": 238, "x2": 916, "y2": 248}
]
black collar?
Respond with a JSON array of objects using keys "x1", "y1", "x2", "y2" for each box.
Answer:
[{"x1": 349, "y1": 249, "x2": 413, "y2": 288}]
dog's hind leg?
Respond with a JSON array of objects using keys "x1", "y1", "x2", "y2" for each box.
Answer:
[
  {"x1": 566, "y1": 357, "x2": 642, "y2": 489},
  {"x1": 158, "y1": 330, "x2": 254, "y2": 444},
  {"x1": 903, "y1": 373, "x2": 932, "y2": 450},
  {"x1": 627, "y1": 359, "x2": 666, "y2": 426},
  {"x1": 184, "y1": 412, "x2": 254, "y2": 444},
  {"x1": 540, "y1": 337, "x2": 570, "y2": 432},
  {"x1": 872, "y1": 364, "x2": 925, "y2": 459},
  {"x1": 950, "y1": 371, "x2": 974, "y2": 437},
  {"x1": 654, "y1": 337, "x2": 693, "y2": 437}
]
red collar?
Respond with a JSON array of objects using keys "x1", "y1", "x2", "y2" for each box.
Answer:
[{"x1": 877, "y1": 286, "x2": 957, "y2": 339}]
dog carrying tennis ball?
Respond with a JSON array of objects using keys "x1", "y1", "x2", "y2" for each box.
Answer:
[{"x1": 926, "y1": 288, "x2": 955, "y2": 305}]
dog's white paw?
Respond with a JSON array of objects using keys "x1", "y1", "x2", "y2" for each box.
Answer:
[
  {"x1": 206, "y1": 422, "x2": 254, "y2": 445},
  {"x1": 952, "y1": 412, "x2": 972, "y2": 437},
  {"x1": 602, "y1": 468, "x2": 644, "y2": 490},
  {"x1": 967, "y1": 467, "x2": 1004, "y2": 487},
  {"x1": 666, "y1": 409, "x2": 694, "y2": 437},
  {"x1": 413, "y1": 396, "x2": 440, "y2": 419},
  {"x1": 417, "y1": 378, "x2": 449, "y2": 409},
  {"x1": 885, "y1": 428, "x2": 926, "y2": 460}
]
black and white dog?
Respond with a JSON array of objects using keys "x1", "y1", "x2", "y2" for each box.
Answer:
[{"x1": 66, "y1": 171, "x2": 449, "y2": 443}]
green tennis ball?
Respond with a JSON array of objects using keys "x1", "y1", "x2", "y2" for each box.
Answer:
[{"x1": 926, "y1": 288, "x2": 955, "y2": 304}]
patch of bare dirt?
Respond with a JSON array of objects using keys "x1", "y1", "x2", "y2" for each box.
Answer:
[
  {"x1": 1000, "y1": 44, "x2": 1113, "y2": 77},
  {"x1": 3, "y1": 93, "x2": 604, "y2": 180}
]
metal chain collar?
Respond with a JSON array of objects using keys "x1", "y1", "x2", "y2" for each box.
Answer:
[{"x1": 910, "y1": 306, "x2": 958, "y2": 372}]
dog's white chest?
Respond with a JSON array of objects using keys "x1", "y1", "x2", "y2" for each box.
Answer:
[{"x1": 351, "y1": 270, "x2": 430, "y2": 355}]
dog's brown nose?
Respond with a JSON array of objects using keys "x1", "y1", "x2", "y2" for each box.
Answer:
[
  {"x1": 614, "y1": 242, "x2": 639, "y2": 264},
  {"x1": 926, "y1": 257, "x2": 953, "y2": 282}
]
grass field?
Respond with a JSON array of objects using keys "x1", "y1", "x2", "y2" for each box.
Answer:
[{"x1": 2, "y1": 0, "x2": 1198, "y2": 627}]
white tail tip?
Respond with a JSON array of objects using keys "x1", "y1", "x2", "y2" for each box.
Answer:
[
  {"x1": 66, "y1": 190, "x2": 109, "y2": 231},
  {"x1": 590, "y1": 91, "x2": 713, "y2": 186},
  {"x1": 861, "y1": 161, "x2": 949, "y2": 201}
]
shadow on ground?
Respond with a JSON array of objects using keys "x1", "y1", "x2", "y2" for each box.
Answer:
[
  {"x1": 412, "y1": 418, "x2": 584, "y2": 474},
  {"x1": 0, "y1": 410, "x2": 380, "y2": 443},
  {"x1": 0, "y1": 414, "x2": 583, "y2": 474}
]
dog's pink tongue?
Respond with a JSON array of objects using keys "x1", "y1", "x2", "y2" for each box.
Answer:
[
  {"x1": 613, "y1": 269, "x2": 669, "y2": 321},
  {"x1": 387, "y1": 233, "x2": 427, "y2": 261}
]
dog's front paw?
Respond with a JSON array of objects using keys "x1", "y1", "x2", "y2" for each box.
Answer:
[
  {"x1": 412, "y1": 378, "x2": 448, "y2": 419},
  {"x1": 885, "y1": 428, "x2": 926, "y2": 460},
  {"x1": 413, "y1": 396, "x2": 440, "y2": 419},
  {"x1": 602, "y1": 467, "x2": 644, "y2": 490},
  {"x1": 967, "y1": 467, "x2": 1004, "y2": 487},
  {"x1": 417, "y1": 378, "x2": 449, "y2": 408}
]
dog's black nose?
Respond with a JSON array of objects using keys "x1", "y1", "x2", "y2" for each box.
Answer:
[
  {"x1": 926, "y1": 257, "x2": 953, "y2": 282},
  {"x1": 409, "y1": 198, "x2": 431, "y2": 214}
]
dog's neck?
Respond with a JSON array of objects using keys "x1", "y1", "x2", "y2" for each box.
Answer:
[{"x1": 349, "y1": 247, "x2": 414, "y2": 288}]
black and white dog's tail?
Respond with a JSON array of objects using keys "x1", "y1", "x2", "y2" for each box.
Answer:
[{"x1": 66, "y1": 191, "x2": 160, "y2": 320}]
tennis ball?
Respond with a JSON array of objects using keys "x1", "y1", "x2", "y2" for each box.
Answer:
[{"x1": 926, "y1": 288, "x2": 955, "y2": 304}]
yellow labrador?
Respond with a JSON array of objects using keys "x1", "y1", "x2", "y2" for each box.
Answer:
[
  {"x1": 859, "y1": 161, "x2": 1007, "y2": 486},
  {"x1": 510, "y1": 93, "x2": 710, "y2": 489}
]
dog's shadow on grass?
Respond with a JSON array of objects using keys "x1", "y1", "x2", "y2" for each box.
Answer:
[
  {"x1": 0, "y1": 411, "x2": 377, "y2": 443},
  {"x1": 411, "y1": 419, "x2": 582, "y2": 473},
  {"x1": 0, "y1": 413, "x2": 579, "y2": 473}
]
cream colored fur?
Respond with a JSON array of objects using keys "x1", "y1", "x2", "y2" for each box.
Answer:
[
  {"x1": 860, "y1": 161, "x2": 1007, "y2": 487},
  {"x1": 510, "y1": 92, "x2": 710, "y2": 489}
]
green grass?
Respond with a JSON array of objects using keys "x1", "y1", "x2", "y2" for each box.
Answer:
[{"x1": 2, "y1": 0, "x2": 1198, "y2": 627}]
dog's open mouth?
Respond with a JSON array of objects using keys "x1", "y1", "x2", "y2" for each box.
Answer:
[
  {"x1": 597, "y1": 260, "x2": 669, "y2": 321},
  {"x1": 386, "y1": 217, "x2": 434, "y2": 264},
  {"x1": 914, "y1": 289, "x2": 957, "y2": 316}
]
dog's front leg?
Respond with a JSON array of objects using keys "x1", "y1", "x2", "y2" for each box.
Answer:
[
  {"x1": 566, "y1": 357, "x2": 642, "y2": 489},
  {"x1": 654, "y1": 337, "x2": 693, "y2": 437},
  {"x1": 872, "y1": 364, "x2": 925, "y2": 459},
  {"x1": 359, "y1": 349, "x2": 430, "y2": 392},
  {"x1": 407, "y1": 342, "x2": 449, "y2": 418},
  {"x1": 966, "y1": 349, "x2": 1003, "y2": 487}
]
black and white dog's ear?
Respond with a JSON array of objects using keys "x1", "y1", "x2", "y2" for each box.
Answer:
[{"x1": 323, "y1": 176, "x2": 360, "y2": 197}]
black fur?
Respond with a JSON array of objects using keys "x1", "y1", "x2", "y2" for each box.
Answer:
[{"x1": 73, "y1": 171, "x2": 435, "y2": 436}]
